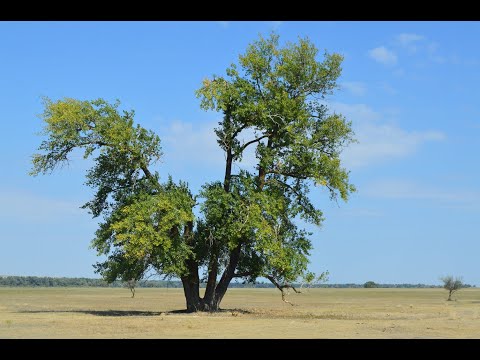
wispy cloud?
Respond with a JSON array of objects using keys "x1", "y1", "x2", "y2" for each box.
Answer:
[
  {"x1": 159, "y1": 120, "x2": 224, "y2": 169},
  {"x1": 392, "y1": 68, "x2": 406, "y2": 77},
  {"x1": 268, "y1": 21, "x2": 283, "y2": 30},
  {"x1": 426, "y1": 41, "x2": 439, "y2": 54},
  {"x1": 158, "y1": 119, "x2": 258, "y2": 173},
  {"x1": 431, "y1": 53, "x2": 479, "y2": 66},
  {"x1": 363, "y1": 179, "x2": 480, "y2": 209},
  {"x1": 341, "y1": 81, "x2": 367, "y2": 96},
  {"x1": 396, "y1": 33, "x2": 425, "y2": 46},
  {"x1": 428, "y1": 51, "x2": 453, "y2": 65},
  {"x1": 0, "y1": 189, "x2": 84, "y2": 224},
  {"x1": 217, "y1": 21, "x2": 229, "y2": 28},
  {"x1": 330, "y1": 102, "x2": 445, "y2": 168},
  {"x1": 393, "y1": 33, "x2": 479, "y2": 67},
  {"x1": 337, "y1": 208, "x2": 384, "y2": 218},
  {"x1": 331, "y1": 102, "x2": 381, "y2": 122},
  {"x1": 343, "y1": 123, "x2": 444, "y2": 168},
  {"x1": 368, "y1": 46, "x2": 397, "y2": 66},
  {"x1": 379, "y1": 82, "x2": 397, "y2": 95},
  {"x1": 396, "y1": 33, "x2": 425, "y2": 53},
  {"x1": 234, "y1": 127, "x2": 261, "y2": 170},
  {"x1": 158, "y1": 100, "x2": 445, "y2": 174}
]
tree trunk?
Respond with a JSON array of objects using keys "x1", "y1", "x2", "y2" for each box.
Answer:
[
  {"x1": 181, "y1": 276, "x2": 202, "y2": 312},
  {"x1": 211, "y1": 243, "x2": 242, "y2": 311},
  {"x1": 179, "y1": 112, "x2": 242, "y2": 313},
  {"x1": 202, "y1": 254, "x2": 218, "y2": 308},
  {"x1": 180, "y1": 243, "x2": 241, "y2": 312},
  {"x1": 447, "y1": 290, "x2": 452, "y2": 301}
]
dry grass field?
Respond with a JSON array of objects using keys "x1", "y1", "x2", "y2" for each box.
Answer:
[{"x1": 0, "y1": 287, "x2": 479, "y2": 338}]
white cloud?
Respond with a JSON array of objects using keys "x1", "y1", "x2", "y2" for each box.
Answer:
[
  {"x1": 329, "y1": 102, "x2": 445, "y2": 168},
  {"x1": 363, "y1": 179, "x2": 480, "y2": 208},
  {"x1": 426, "y1": 41, "x2": 439, "y2": 54},
  {"x1": 158, "y1": 119, "x2": 258, "y2": 172},
  {"x1": 234, "y1": 127, "x2": 261, "y2": 170},
  {"x1": 158, "y1": 101, "x2": 446, "y2": 174},
  {"x1": 427, "y1": 52, "x2": 456, "y2": 65},
  {"x1": 368, "y1": 46, "x2": 397, "y2": 65},
  {"x1": 343, "y1": 123, "x2": 444, "y2": 168},
  {"x1": 217, "y1": 21, "x2": 229, "y2": 28},
  {"x1": 424, "y1": 42, "x2": 479, "y2": 66},
  {"x1": 0, "y1": 189, "x2": 84, "y2": 224},
  {"x1": 379, "y1": 82, "x2": 397, "y2": 95},
  {"x1": 331, "y1": 102, "x2": 381, "y2": 123},
  {"x1": 392, "y1": 68, "x2": 406, "y2": 77},
  {"x1": 269, "y1": 21, "x2": 283, "y2": 30},
  {"x1": 338, "y1": 208, "x2": 384, "y2": 218},
  {"x1": 424, "y1": 40, "x2": 447, "y2": 63},
  {"x1": 341, "y1": 81, "x2": 367, "y2": 96},
  {"x1": 396, "y1": 33, "x2": 425, "y2": 53},
  {"x1": 159, "y1": 120, "x2": 224, "y2": 169}
]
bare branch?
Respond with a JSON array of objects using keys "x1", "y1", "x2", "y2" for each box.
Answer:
[
  {"x1": 266, "y1": 275, "x2": 301, "y2": 306},
  {"x1": 266, "y1": 113, "x2": 285, "y2": 126}
]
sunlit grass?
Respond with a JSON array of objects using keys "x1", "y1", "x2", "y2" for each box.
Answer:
[{"x1": 0, "y1": 287, "x2": 479, "y2": 338}]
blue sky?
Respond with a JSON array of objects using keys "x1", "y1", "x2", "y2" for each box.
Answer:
[{"x1": 1, "y1": 21, "x2": 478, "y2": 285}]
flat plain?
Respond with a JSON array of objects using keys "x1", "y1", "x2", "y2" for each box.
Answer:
[{"x1": 0, "y1": 287, "x2": 479, "y2": 338}]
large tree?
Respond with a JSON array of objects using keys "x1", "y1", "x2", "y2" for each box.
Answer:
[{"x1": 30, "y1": 34, "x2": 355, "y2": 312}]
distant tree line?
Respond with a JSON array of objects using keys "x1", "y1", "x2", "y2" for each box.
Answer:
[
  {"x1": 0, "y1": 276, "x2": 184, "y2": 288},
  {"x1": 0, "y1": 276, "x2": 475, "y2": 289},
  {"x1": 0, "y1": 276, "x2": 119, "y2": 287}
]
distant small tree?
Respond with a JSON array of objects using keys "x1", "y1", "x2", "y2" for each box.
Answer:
[
  {"x1": 440, "y1": 276, "x2": 463, "y2": 301},
  {"x1": 364, "y1": 281, "x2": 378, "y2": 288},
  {"x1": 124, "y1": 279, "x2": 137, "y2": 298}
]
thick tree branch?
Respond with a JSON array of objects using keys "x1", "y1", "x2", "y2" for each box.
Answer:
[
  {"x1": 267, "y1": 178, "x2": 303, "y2": 199},
  {"x1": 140, "y1": 165, "x2": 153, "y2": 180},
  {"x1": 266, "y1": 169, "x2": 308, "y2": 180},
  {"x1": 257, "y1": 137, "x2": 273, "y2": 191},
  {"x1": 236, "y1": 133, "x2": 271, "y2": 156},
  {"x1": 231, "y1": 124, "x2": 249, "y2": 139}
]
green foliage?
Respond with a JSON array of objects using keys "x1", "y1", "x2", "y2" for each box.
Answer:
[
  {"x1": 31, "y1": 33, "x2": 356, "y2": 309},
  {"x1": 196, "y1": 34, "x2": 355, "y2": 201},
  {"x1": 196, "y1": 33, "x2": 355, "y2": 287},
  {"x1": 364, "y1": 281, "x2": 378, "y2": 288}
]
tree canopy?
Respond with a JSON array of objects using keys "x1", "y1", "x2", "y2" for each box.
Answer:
[{"x1": 31, "y1": 33, "x2": 355, "y2": 311}]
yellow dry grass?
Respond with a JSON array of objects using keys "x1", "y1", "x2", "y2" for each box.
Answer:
[{"x1": 0, "y1": 287, "x2": 479, "y2": 338}]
